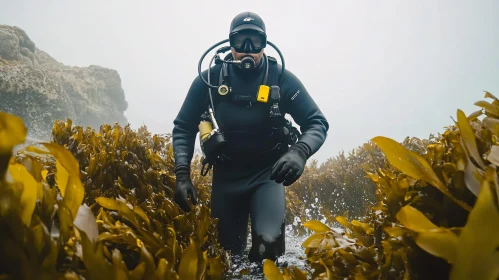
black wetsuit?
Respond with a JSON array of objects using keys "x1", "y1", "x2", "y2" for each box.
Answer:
[{"x1": 172, "y1": 55, "x2": 329, "y2": 261}]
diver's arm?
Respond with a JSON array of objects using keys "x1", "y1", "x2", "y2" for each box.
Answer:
[
  {"x1": 280, "y1": 69, "x2": 329, "y2": 158},
  {"x1": 172, "y1": 74, "x2": 209, "y2": 171}
]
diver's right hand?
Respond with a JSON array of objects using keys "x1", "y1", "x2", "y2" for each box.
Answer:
[{"x1": 174, "y1": 166, "x2": 198, "y2": 212}]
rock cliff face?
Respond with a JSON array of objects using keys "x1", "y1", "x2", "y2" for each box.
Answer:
[{"x1": 0, "y1": 25, "x2": 128, "y2": 140}]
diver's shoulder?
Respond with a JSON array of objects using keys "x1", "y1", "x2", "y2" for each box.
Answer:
[
  {"x1": 267, "y1": 55, "x2": 278, "y2": 64},
  {"x1": 277, "y1": 65, "x2": 300, "y2": 82}
]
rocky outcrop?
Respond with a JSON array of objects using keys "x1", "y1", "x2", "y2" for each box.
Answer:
[{"x1": 0, "y1": 25, "x2": 128, "y2": 140}]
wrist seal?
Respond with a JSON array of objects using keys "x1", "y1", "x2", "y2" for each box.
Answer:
[
  {"x1": 175, "y1": 165, "x2": 191, "y2": 180},
  {"x1": 289, "y1": 142, "x2": 311, "y2": 160}
]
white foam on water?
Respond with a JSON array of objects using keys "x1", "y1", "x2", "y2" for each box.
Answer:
[{"x1": 222, "y1": 219, "x2": 343, "y2": 279}]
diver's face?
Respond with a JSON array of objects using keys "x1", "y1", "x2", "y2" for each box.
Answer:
[{"x1": 231, "y1": 47, "x2": 264, "y2": 66}]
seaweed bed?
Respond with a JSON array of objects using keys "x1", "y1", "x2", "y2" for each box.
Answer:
[{"x1": 0, "y1": 91, "x2": 498, "y2": 279}]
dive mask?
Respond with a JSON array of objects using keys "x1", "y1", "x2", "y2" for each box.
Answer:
[{"x1": 229, "y1": 31, "x2": 267, "y2": 54}]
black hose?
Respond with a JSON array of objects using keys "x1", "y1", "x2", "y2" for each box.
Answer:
[
  {"x1": 266, "y1": 41, "x2": 285, "y2": 86},
  {"x1": 217, "y1": 46, "x2": 231, "y2": 54},
  {"x1": 207, "y1": 54, "x2": 216, "y2": 110},
  {"x1": 198, "y1": 39, "x2": 230, "y2": 89}
]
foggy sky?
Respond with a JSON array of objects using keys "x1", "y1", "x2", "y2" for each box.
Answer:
[{"x1": 2, "y1": 0, "x2": 499, "y2": 163}]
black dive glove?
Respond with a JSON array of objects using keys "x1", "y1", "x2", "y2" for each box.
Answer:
[
  {"x1": 174, "y1": 165, "x2": 198, "y2": 212},
  {"x1": 270, "y1": 142, "x2": 310, "y2": 186}
]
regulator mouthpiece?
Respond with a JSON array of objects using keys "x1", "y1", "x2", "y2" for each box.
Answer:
[{"x1": 239, "y1": 56, "x2": 256, "y2": 70}]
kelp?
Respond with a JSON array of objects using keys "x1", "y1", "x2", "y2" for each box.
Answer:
[
  {"x1": 3, "y1": 91, "x2": 499, "y2": 280},
  {"x1": 0, "y1": 114, "x2": 228, "y2": 279},
  {"x1": 285, "y1": 136, "x2": 428, "y2": 227},
  {"x1": 264, "y1": 91, "x2": 499, "y2": 279},
  {"x1": 284, "y1": 143, "x2": 383, "y2": 224}
]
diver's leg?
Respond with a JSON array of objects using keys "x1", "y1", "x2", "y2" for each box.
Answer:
[
  {"x1": 248, "y1": 167, "x2": 286, "y2": 262},
  {"x1": 211, "y1": 170, "x2": 251, "y2": 255}
]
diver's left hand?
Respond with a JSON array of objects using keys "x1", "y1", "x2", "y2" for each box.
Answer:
[{"x1": 270, "y1": 143, "x2": 309, "y2": 186}]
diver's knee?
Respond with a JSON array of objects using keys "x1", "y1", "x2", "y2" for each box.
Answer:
[
  {"x1": 248, "y1": 232, "x2": 285, "y2": 262},
  {"x1": 260, "y1": 233, "x2": 280, "y2": 245}
]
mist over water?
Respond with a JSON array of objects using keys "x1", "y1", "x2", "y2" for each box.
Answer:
[{"x1": 2, "y1": 1, "x2": 498, "y2": 164}]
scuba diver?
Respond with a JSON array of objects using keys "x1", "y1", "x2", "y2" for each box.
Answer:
[{"x1": 171, "y1": 11, "x2": 329, "y2": 263}]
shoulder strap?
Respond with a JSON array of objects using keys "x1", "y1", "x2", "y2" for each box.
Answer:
[
  {"x1": 266, "y1": 56, "x2": 287, "y2": 133},
  {"x1": 218, "y1": 53, "x2": 232, "y2": 86},
  {"x1": 266, "y1": 56, "x2": 279, "y2": 87}
]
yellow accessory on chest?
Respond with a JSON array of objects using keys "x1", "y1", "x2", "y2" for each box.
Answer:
[{"x1": 257, "y1": 85, "x2": 270, "y2": 103}]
